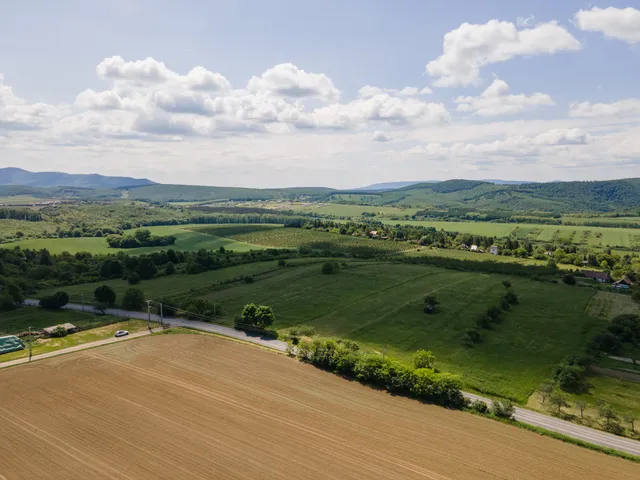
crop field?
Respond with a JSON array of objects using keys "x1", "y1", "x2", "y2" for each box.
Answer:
[
  {"x1": 201, "y1": 262, "x2": 602, "y2": 401},
  {"x1": 1, "y1": 334, "x2": 636, "y2": 480},
  {"x1": 0, "y1": 225, "x2": 264, "y2": 254},
  {"x1": 385, "y1": 220, "x2": 638, "y2": 249},
  {"x1": 584, "y1": 291, "x2": 639, "y2": 320},
  {"x1": 401, "y1": 246, "x2": 548, "y2": 266},
  {"x1": 248, "y1": 201, "x2": 419, "y2": 218},
  {"x1": 194, "y1": 224, "x2": 414, "y2": 255},
  {"x1": 0, "y1": 195, "x2": 46, "y2": 205}
]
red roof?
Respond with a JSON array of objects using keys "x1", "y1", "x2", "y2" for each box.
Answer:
[{"x1": 583, "y1": 271, "x2": 611, "y2": 280}]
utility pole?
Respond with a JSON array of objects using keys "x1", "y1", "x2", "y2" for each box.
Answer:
[
  {"x1": 28, "y1": 326, "x2": 33, "y2": 362},
  {"x1": 159, "y1": 302, "x2": 164, "y2": 328},
  {"x1": 381, "y1": 345, "x2": 386, "y2": 361},
  {"x1": 81, "y1": 293, "x2": 84, "y2": 312},
  {"x1": 146, "y1": 300, "x2": 152, "y2": 332}
]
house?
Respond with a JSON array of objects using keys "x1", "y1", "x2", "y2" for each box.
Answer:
[
  {"x1": 42, "y1": 323, "x2": 77, "y2": 337},
  {"x1": 0, "y1": 335, "x2": 25, "y2": 355},
  {"x1": 470, "y1": 245, "x2": 478, "y2": 252},
  {"x1": 582, "y1": 271, "x2": 611, "y2": 283},
  {"x1": 369, "y1": 230, "x2": 378, "y2": 238},
  {"x1": 613, "y1": 278, "x2": 634, "y2": 289},
  {"x1": 489, "y1": 245, "x2": 499, "y2": 255}
]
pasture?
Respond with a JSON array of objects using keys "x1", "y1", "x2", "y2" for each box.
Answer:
[
  {"x1": 199, "y1": 262, "x2": 602, "y2": 401},
  {"x1": 193, "y1": 224, "x2": 414, "y2": 255},
  {"x1": 0, "y1": 225, "x2": 264, "y2": 255},
  {"x1": 0, "y1": 308, "x2": 124, "y2": 335},
  {"x1": 0, "y1": 334, "x2": 636, "y2": 479},
  {"x1": 585, "y1": 291, "x2": 639, "y2": 320}
]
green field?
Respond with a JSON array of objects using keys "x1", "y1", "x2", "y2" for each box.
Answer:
[
  {"x1": 0, "y1": 219, "x2": 58, "y2": 243},
  {"x1": 196, "y1": 261, "x2": 602, "y2": 401},
  {"x1": 0, "y1": 225, "x2": 264, "y2": 254},
  {"x1": 0, "y1": 308, "x2": 125, "y2": 335},
  {"x1": 247, "y1": 201, "x2": 419, "y2": 218},
  {"x1": 0, "y1": 195, "x2": 46, "y2": 205},
  {"x1": 385, "y1": 220, "x2": 638, "y2": 249},
  {"x1": 193, "y1": 224, "x2": 413, "y2": 256},
  {"x1": 584, "y1": 291, "x2": 639, "y2": 320},
  {"x1": 401, "y1": 246, "x2": 549, "y2": 266},
  {"x1": 36, "y1": 258, "x2": 329, "y2": 303},
  {"x1": 0, "y1": 318, "x2": 148, "y2": 363},
  {"x1": 566, "y1": 374, "x2": 640, "y2": 420}
]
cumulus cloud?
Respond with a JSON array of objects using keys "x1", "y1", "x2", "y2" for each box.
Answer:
[
  {"x1": 0, "y1": 74, "x2": 66, "y2": 131},
  {"x1": 247, "y1": 63, "x2": 340, "y2": 102},
  {"x1": 569, "y1": 98, "x2": 640, "y2": 118},
  {"x1": 372, "y1": 131, "x2": 392, "y2": 142},
  {"x1": 359, "y1": 85, "x2": 431, "y2": 98},
  {"x1": 455, "y1": 79, "x2": 555, "y2": 116},
  {"x1": 426, "y1": 20, "x2": 581, "y2": 87},
  {"x1": 574, "y1": 7, "x2": 640, "y2": 44}
]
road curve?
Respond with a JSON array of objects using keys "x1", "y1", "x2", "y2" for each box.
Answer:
[{"x1": 22, "y1": 300, "x2": 640, "y2": 457}]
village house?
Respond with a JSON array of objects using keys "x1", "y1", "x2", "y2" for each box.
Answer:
[
  {"x1": 582, "y1": 271, "x2": 611, "y2": 283},
  {"x1": 489, "y1": 245, "x2": 499, "y2": 255},
  {"x1": 369, "y1": 230, "x2": 378, "y2": 238},
  {"x1": 470, "y1": 245, "x2": 478, "y2": 252},
  {"x1": 613, "y1": 277, "x2": 634, "y2": 289},
  {"x1": 42, "y1": 323, "x2": 77, "y2": 337}
]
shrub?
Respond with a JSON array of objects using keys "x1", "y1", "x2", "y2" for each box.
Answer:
[
  {"x1": 499, "y1": 297, "x2": 511, "y2": 311},
  {"x1": 503, "y1": 290, "x2": 519, "y2": 305},
  {"x1": 562, "y1": 274, "x2": 577, "y2": 286},
  {"x1": 39, "y1": 291, "x2": 69, "y2": 309},
  {"x1": 49, "y1": 326, "x2": 68, "y2": 338},
  {"x1": 186, "y1": 262, "x2": 201, "y2": 274},
  {"x1": 486, "y1": 305, "x2": 503, "y2": 323},
  {"x1": 321, "y1": 261, "x2": 339, "y2": 275},
  {"x1": 243, "y1": 274, "x2": 255, "y2": 284},
  {"x1": 502, "y1": 280, "x2": 511, "y2": 288},
  {"x1": 122, "y1": 288, "x2": 146, "y2": 311},
  {"x1": 165, "y1": 262, "x2": 176, "y2": 275},
  {"x1": 127, "y1": 272, "x2": 141, "y2": 285},
  {"x1": 476, "y1": 314, "x2": 492, "y2": 329},
  {"x1": 465, "y1": 327, "x2": 482, "y2": 344},
  {"x1": 424, "y1": 295, "x2": 439, "y2": 306},
  {"x1": 470, "y1": 400, "x2": 489, "y2": 414},
  {"x1": 0, "y1": 294, "x2": 17, "y2": 311},
  {"x1": 413, "y1": 350, "x2": 436, "y2": 369},
  {"x1": 492, "y1": 400, "x2": 515, "y2": 419},
  {"x1": 94, "y1": 285, "x2": 116, "y2": 307}
]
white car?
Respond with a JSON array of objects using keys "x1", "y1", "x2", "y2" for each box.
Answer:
[{"x1": 114, "y1": 330, "x2": 129, "y2": 338}]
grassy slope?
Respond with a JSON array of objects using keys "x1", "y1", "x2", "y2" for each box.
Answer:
[
  {"x1": 0, "y1": 319, "x2": 149, "y2": 363},
  {"x1": 584, "y1": 291, "x2": 639, "y2": 320},
  {"x1": 199, "y1": 262, "x2": 601, "y2": 401},
  {"x1": 0, "y1": 225, "x2": 264, "y2": 254},
  {"x1": 0, "y1": 308, "x2": 124, "y2": 335}
]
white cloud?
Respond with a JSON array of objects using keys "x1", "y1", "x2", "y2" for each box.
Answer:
[
  {"x1": 426, "y1": 20, "x2": 581, "y2": 87},
  {"x1": 372, "y1": 131, "x2": 392, "y2": 142},
  {"x1": 517, "y1": 15, "x2": 536, "y2": 28},
  {"x1": 574, "y1": 7, "x2": 640, "y2": 44},
  {"x1": 247, "y1": 63, "x2": 340, "y2": 102},
  {"x1": 186, "y1": 66, "x2": 231, "y2": 92},
  {"x1": 97, "y1": 56, "x2": 176, "y2": 83},
  {"x1": 569, "y1": 98, "x2": 640, "y2": 118},
  {"x1": 359, "y1": 85, "x2": 431, "y2": 98},
  {"x1": 455, "y1": 79, "x2": 555, "y2": 116}
]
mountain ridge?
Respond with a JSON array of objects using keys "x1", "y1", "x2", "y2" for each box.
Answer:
[{"x1": 0, "y1": 167, "x2": 156, "y2": 189}]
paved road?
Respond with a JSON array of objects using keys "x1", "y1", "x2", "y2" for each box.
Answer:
[
  {"x1": 609, "y1": 355, "x2": 638, "y2": 365},
  {"x1": 0, "y1": 328, "x2": 158, "y2": 369},
  {"x1": 20, "y1": 300, "x2": 640, "y2": 456}
]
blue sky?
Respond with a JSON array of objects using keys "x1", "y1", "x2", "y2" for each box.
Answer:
[{"x1": 1, "y1": 1, "x2": 639, "y2": 187}]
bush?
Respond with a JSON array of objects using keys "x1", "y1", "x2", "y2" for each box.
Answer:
[
  {"x1": 470, "y1": 400, "x2": 489, "y2": 414},
  {"x1": 553, "y1": 362, "x2": 587, "y2": 393},
  {"x1": 94, "y1": 285, "x2": 116, "y2": 307},
  {"x1": 49, "y1": 326, "x2": 68, "y2": 338},
  {"x1": 476, "y1": 314, "x2": 492, "y2": 329},
  {"x1": 413, "y1": 350, "x2": 435, "y2": 369},
  {"x1": 424, "y1": 295, "x2": 439, "y2": 306},
  {"x1": 503, "y1": 290, "x2": 519, "y2": 306},
  {"x1": 165, "y1": 262, "x2": 176, "y2": 275},
  {"x1": 243, "y1": 274, "x2": 255, "y2": 284},
  {"x1": 186, "y1": 262, "x2": 201, "y2": 274},
  {"x1": 127, "y1": 272, "x2": 141, "y2": 285},
  {"x1": 563, "y1": 274, "x2": 577, "y2": 286},
  {"x1": 464, "y1": 327, "x2": 482, "y2": 344},
  {"x1": 39, "y1": 291, "x2": 69, "y2": 309},
  {"x1": 321, "y1": 261, "x2": 339, "y2": 275},
  {"x1": 0, "y1": 294, "x2": 17, "y2": 311},
  {"x1": 502, "y1": 280, "x2": 511, "y2": 288},
  {"x1": 486, "y1": 305, "x2": 503, "y2": 322},
  {"x1": 122, "y1": 288, "x2": 146, "y2": 311},
  {"x1": 492, "y1": 400, "x2": 515, "y2": 419}
]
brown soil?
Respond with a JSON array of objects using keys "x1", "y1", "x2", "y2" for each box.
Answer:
[{"x1": 1, "y1": 334, "x2": 639, "y2": 479}]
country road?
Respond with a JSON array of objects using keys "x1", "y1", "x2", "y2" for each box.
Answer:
[{"x1": 20, "y1": 300, "x2": 640, "y2": 457}]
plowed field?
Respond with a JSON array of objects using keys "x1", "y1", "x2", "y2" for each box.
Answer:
[{"x1": 1, "y1": 334, "x2": 638, "y2": 479}]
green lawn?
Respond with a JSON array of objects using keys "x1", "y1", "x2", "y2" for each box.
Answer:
[
  {"x1": 0, "y1": 319, "x2": 149, "y2": 363},
  {"x1": 199, "y1": 261, "x2": 601, "y2": 402},
  {"x1": 0, "y1": 224, "x2": 264, "y2": 255},
  {"x1": 0, "y1": 308, "x2": 124, "y2": 335}
]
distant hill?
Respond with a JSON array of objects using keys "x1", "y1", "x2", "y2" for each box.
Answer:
[
  {"x1": 355, "y1": 181, "x2": 428, "y2": 191},
  {"x1": 0, "y1": 167, "x2": 155, "y2": 189}
]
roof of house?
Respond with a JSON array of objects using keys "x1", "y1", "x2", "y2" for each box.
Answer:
[
  {"x1": 614, "y1": 277, "x2": 633, "y2": 285},
  {"x1": 0, "y1": 335, "x2": 25, "y2": 355},
  {"x1": 583, "y1": 271, "x2": 611, "y2": 280},
  {"x1": 42, "y1": 323, "x2": 77, "y2": 334}
]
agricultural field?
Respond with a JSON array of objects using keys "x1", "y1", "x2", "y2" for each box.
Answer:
[
  {"x1": 194, "y1": 224, "x2": 414, "y2": 256},
  {"x1": 0, "y1": 319, "x2": 148, "y2": 363},
  {"x1": 0, "y1": 218, "x2": 58, "y2": 243},
  {"x1": 242, "y1": 201, "x2": 419, "y2": 218},
  {"x1": 1, "y1": 225, "x2": 264, "y2": 254},
  {"x1": 0, "y1": 334, "x2": 636, "y2": 480},
  {"x1": 199, "y1": 262, "x2": 602, "y2": 401},
  {"x1": 584, "y1": 291, "x2": 639, "y2": 320},
  {"x1": 0, "y1": 195, "x2": 47, "y2": 205},
  {"x1": 385, "y1": 220, "x2": 639, "y2": 250},
  {"x1": 401, "y1": 246, "x2": 549, "y2": 266}
]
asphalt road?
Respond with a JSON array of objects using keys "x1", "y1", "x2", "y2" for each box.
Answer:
[{"x1": 21, "y1": 300, "x2": 640, "y2": 457}]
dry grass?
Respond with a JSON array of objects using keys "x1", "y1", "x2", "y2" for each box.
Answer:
[{"x1": 1, "y1": 334, "x2": 639, "y2": 479}]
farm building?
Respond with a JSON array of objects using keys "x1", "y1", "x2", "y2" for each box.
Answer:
[
  {"x1": 42, "y1": 323, "x2": 77, "y2": 337},
  {"x1": 0, "y1": 335, "x2": 25, "y2": 355},
  {"x1": 489, "y1": 245, "x2": 499, "y2": 255},
  {"x1": 470, "y1": 245, "x2": 478, "y2": 252},
  {"x1": 613, "y1": 278, "x2": 633, "y2": 289},
  {"x1": 582, "y1": 271, "x2": 611, "y2": 283}
]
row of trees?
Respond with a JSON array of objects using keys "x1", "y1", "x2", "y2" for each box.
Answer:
[
  {"x1": 465, "y1": 282, "x2": 519, "y2": 345},
  {"x1": 106, "y1": 229, "x2": 176, "y2": 249},
  {"x1": 0, "y1": 208, "x2": 42, "y2": 222},
  {"x1": 296, "y1": 338, "x2": 465, "y2": 408}
]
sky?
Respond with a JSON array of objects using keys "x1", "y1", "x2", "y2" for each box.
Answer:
[{"x1": 1, "y1": 0, "x2": 639, "y2": 188}]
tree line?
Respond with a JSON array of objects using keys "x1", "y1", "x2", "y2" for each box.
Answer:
[{"x1": 0, "y1": 208, "x2": 42, "y2": 222}]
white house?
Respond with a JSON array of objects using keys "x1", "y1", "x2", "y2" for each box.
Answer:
[
  {"x1": 490, "y1": 245, "x2": 499, "y2": 255},
  {"x1": 470, "y1": 245, "x2": 478, "y2": 252}
]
